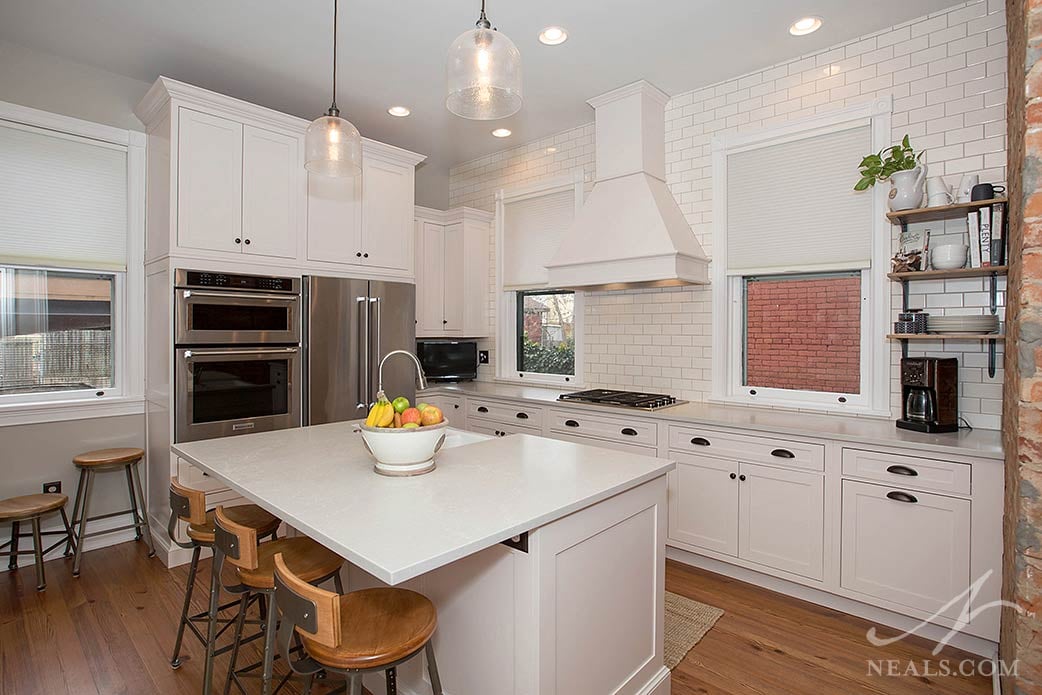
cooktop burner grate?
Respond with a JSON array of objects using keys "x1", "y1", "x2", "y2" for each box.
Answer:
[{"x1": 557, "y1": 389, "x2": 684, "y2": 411}]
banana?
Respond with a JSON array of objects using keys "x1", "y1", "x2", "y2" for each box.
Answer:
[
  {"x1": 364, "y1": 402, "x2": 381, "y2": 427},
  {"x1": 376, "y1": 402, "x2": 395, "y2": 427}
]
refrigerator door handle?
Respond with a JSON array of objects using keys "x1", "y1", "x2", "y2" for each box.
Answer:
[
  {"x1": 357, "y1": 296, "x2": 369, "y2": 410},
  {"x1": 370, "y1": 297, "x2": 381, "y2": 383}
]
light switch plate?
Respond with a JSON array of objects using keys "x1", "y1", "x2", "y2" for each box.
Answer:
[{"x1": 478, "y1": 350, "x2": 489, "y2": 365}]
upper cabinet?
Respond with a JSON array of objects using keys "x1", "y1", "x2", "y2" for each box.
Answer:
[
  {"x1": 136, "y1": 77, "x2": 425, "y2": 278},
  {"x1": 415, "y1": 206, "x2": 491, "y2": 337}
]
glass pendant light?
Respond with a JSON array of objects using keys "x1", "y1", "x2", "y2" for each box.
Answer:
[
  {"x1": 305, "y1": 0, "x2": 362, "y2": 176},
  {"x1": 446, "y1": 0, "x2": 522, "y2": 120}
]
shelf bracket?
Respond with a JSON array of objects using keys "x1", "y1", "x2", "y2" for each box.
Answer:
[
  {"x1": 989, "y1": 272, "x2": 998, "y2": 315},
  {"x1": 901, "y1": 337, "x2": 908, "y2": 359},
  {"x1": 988, "y1": 339, "x2": 997, "y2": 379}
]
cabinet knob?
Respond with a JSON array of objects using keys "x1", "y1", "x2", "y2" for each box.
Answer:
[
  {"x1": 738, "y1": 474, "x2": 746, "y2": 482},
  {"x1": 363, "y1": 252, "x2": 369, "y2": 258},
  {"x1": 356, "y1": 252, "x2": 362, "y2": 258},
  {"x1": 453, "y1": 404, "x2": 460, "y2": 409},
  {"x1": 244, "y1": 238, "x2": 251, "y2": 245},
  {"x1": 235, "y1": 238, "x2": 242, "y2": 244},
  {"x1": 729, "y1": 472, "x2": 737, "y2": 480},
  {"x1": 443, "y1": 319, "x2": 448, "y2": 324}
]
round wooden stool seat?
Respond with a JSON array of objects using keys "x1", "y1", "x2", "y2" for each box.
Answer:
[
  {"x1": 0, "y1": 493, "x2": 68, "y2": 521},
  {"x1": 236, "y1": 537, "x2": 343, "y2": 590},
  {"x1": 187, "y1": 505, "x2": 280, "y2": 545},
  {"x1": 301, "y1": 588, "x2": 437, "y2": 670},
  {"x1": 73, "y1": 447, "x2": 145, "y2": 468}
]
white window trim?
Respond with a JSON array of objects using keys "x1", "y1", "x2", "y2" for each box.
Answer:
[
  {"x1": 710, "y1": 99, "x2": 893, "y2": 417},
  {"x1": 495, "y1": 173, "x2": 586, "y2": 387},
  {"x1": 0, "y1": 100, "x2": 145, "y2": 426}
]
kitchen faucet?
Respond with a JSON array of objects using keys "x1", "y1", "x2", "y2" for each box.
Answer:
[{"x1": 377, "y1": 349, "x2": 428, "y2": 395}]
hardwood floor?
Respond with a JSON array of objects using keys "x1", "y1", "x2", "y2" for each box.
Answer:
[{"x1": 0, "y1": 541, "x2": 992, "y2": 694}]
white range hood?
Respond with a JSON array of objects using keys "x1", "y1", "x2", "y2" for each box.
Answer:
[{"x1": 546, "y1": 81, "x2": 709, "y2": 290}]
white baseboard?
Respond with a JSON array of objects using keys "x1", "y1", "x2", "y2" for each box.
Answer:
[
  {"x1": 637, "y1": 666, "x2": 671, "y2": 695},
  {"x1": 5, "y1": 514, "x2": 140, "y2": 569},
  {"x1": 667, "y1": 547, "x2": 999, "y2": 658}
]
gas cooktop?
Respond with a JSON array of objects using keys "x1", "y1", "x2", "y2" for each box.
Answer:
[{"x1": 557, "y1": 389, "x2": 684, "y2": 411}]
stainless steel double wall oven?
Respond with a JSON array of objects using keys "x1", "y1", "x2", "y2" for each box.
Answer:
[{"x1": 174, "y1": 269, "x2": 301, "y2": 443}]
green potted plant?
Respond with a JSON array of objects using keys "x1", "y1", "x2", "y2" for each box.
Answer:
[{"x1": 854, "y1": 135, "x2": 926, "y2": 211}]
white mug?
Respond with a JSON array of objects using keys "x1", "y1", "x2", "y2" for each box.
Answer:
[
  {"x1": 956, "y1": 174, "x2": 979, "y2": 203},
  {"x1": 925, "y1": 177, "x2": 952, "y2": 206}
]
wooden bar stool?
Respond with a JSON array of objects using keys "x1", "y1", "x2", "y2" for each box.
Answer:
[
  {"x1": 0, "y1": 493, "x2": 75, "y2": 591},
  {"x1": 166, "y1": 478, "x2": 282, "y2": 670},
  {"x1": 273, "y1": 553, "x2": 443, "y2": 695},
  {"x1": 68, "y1": 447, "x2": 155, "y2": 576},
  {"x1": 208, "y1": 506, "x2": 345, "y2": 695}
]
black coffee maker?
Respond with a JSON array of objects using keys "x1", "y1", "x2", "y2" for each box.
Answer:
[{"x1": 897, "y1": 357, "x2": 959, "y2": 433}]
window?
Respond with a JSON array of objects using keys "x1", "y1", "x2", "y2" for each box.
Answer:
[
  {"x1": 743, "y1": 273, "x2": 861, "y2": 394},
  {"x1": 516, "y1": 289, "x2": 575, "y2": 376},
  {"x1": 0, "y1": 101, "x2": 144, "y2": 421},
  {"x1": 0, "y1": 268, "x2": 115, "y2": 395},
  {"x1": 711, "y1": 101, "x2": 892, "y2": 414},
  {"x1": 496, "y1": 174, "x2": 585, "y2": 385}
]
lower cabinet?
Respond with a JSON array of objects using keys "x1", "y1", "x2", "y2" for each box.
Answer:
[
  {"x1": 840, "y1": 479, "x2": 971, "y2": 620},
  {"x1": 669, "y1": 451, "x2": 824, "y2": 581},
  {"x1": 468, "y1": 418, "x2": 539, "y2": 438},
  {"x1": 421, "y1": 394, "x2": 463, "y2": 420}
]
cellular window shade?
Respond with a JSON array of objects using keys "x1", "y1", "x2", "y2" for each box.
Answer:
[
  {"x1": 726, "y1": 124, "x2": 872, "y2": 274},
  {"x1": 502, "y1": 188, "x2": 575, "y2": 290},
  {"x1": 0, "y1": 120, "x2": 128, "y2": 272}
]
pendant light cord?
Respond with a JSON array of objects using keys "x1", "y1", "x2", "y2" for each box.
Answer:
[{"x1": 329, "y1": 0, "x2": 340, "y2": 116}]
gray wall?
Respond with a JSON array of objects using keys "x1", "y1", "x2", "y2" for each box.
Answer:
[
  {"x1": 0, "y1": 414, "x2": 146, "y2": 561},
  {"x1": 0, "y1": 39, "x2": 151, "y2": 131}
]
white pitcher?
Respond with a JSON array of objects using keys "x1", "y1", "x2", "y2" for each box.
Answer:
[{"x1": 889, "y1": 166, "x2": 926, "y2": 211}]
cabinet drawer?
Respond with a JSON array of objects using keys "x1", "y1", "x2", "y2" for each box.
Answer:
[
  {"x1": 177, "y1": 457, "x2": 226, "y2": 493},
  {"x1": 467, "y1": 400, "x2": 543, "y2": 428},
  {"x1": 548, "y1": 408, "x2": 656, "y2": 447},
  {"x1": 423, "y1": 395, "x2": 464, "y2": 419},
  {"x1": 842, "y1": 449, "x2": 970, "y2": 496},
  {"x1": 550, "y1": 430, "x2": 658, "y2": 458},
  {"x1": 467, "y1": 419, "x2": 539, "y2": 438},
  {"x1": 668, "y1": 426, "x2": 824, "y2": 472}
]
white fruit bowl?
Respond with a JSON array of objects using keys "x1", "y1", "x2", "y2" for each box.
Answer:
[{"x1": 358, "y1": 419, "x2": 449, "y2": 477}]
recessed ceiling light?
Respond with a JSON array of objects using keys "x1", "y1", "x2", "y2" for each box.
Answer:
[
  {"x1": 789, "y1": 16, "x2": 823, "y2": 36},
  {"x1": 539, "y1": 26, "x2": 568, "y2": 45},
  {"x1": 492, "y1": 128, "x2": 512, "y2": 138},
  {"x1": 387, "y1": 106, "x2": 411, "y2": 117}
]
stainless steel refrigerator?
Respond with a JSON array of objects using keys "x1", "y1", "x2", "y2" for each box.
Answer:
[{"x1": 302, "y1": 276, "x2": 416, "y2": 425}]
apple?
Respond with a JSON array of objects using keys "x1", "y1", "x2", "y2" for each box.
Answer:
[
  {"x1": 400, "y1": 407, "x2": 422, "y2": 426},
  {"x1": 416, "y1": 402, "x2": 430, "y2": 412},
  {"x1": 402, "y1": 422, "x2": 419, "y2": 429},
  {"x1": 392, "y1": 396, "x2": 410, "y2": 414},
  {"x1": 420, "y1": 405, "x2": 443, "y2": 426}
]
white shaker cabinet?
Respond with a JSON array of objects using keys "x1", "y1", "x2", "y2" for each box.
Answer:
[
  {"x1": 176, "y1": 108, "x2": 243, "y2": 254},
  {"x1": 668, "y1": 453, "x2": 739, "y2": 557},
  {"x1": 361, "y1": 157, "x2": 414, "y2": 273},
  {"x1": 840, "y1": 479, "x2": 971, "y2": 620},
  {"x1": 242, "y1": 125, "x2": 302, "y2": 259},
  {"x1": 415, "y1": 206, "x2": 492, "y2": 337},
  {"x1": 306, "y1": 172, "x2": 363, "y2": 265}
]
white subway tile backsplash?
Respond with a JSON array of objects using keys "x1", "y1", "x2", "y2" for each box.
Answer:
[{"x1": 448, "y1": 1, "x2": 1006, "y2": 429}]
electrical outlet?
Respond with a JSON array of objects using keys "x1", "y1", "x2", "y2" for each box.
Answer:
[
  {"x1": 478, "y1": 350, "x2": 489, "y2": 365},
  {"x1": 42, "y1": 481, "x2": 61, "y2": 494}
]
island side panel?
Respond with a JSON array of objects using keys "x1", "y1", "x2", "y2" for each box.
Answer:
[{"x1": 345, "y1": 474, "x2": 669, "y2": 695}]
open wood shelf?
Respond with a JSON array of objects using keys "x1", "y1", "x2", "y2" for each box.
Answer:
[
  {"x1": 887, "y1": 333, "x2": 1004, "y2": 341},
  {"x1": 887, "y1": 265, "x2": 1008, "y2": 281},
  {"x1": 886, "y1": 197, "x2": 1007, "y2": 224}
]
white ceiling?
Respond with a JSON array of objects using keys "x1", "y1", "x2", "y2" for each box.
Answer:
[{"x1": 0, "y1": 0, "x2": 957, "y2": 207}]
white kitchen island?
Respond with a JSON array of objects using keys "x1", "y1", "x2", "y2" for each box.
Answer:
[{"x1": 172, "y1": 423, "x2": 675, "y2": 695}]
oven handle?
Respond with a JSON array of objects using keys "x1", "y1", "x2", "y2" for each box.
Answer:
[
  {"x1": 183, "y1": 347, "x2": 299, "y2": 359},
  {"x1": 182, "y1": 289, "x2": 299, "y2": 302}
]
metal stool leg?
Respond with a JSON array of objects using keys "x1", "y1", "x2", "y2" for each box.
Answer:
[
  {"x1": 7, "y1": 521, "x2": 19, "y2": 570},
  {"x1": 171, "y1": 544, "x2": 202, "y2": 668},
  {"x1": 65, "y1": 468, "x2": 87, "y2": 555},
  {"x1": 125, "y1": 464, "x2": 142, "y2": 541},
  {"x1": 71, "y1": 470, "x2": 95, "y2": 577},
  {"x1": 385, "y1": 667, "x2": 397, "y2": 695},
  {"x1": 130, "y1": 462, "x2": 156, "y2": 557},
  {"x1": 30, "y1": 516, "x2": 45, "y2": 591},
  {"x1": 348, "y1": 674, "x2": 362, "y2": 695},
  {"x1": 301, "y1": 674, "x2": 315, "y2": 695},
  {"x1": 222, "y1": 592, "x2": 251, "y2": 695},
  {"x1": 425, "y1": 642, "x2": 443, "y2": 695},
  {"x1": 260, "y1": 590, "x2": 279, "y2": 695},
  {"x1": 59, "y1": 507, "x2": 75, "y2": 557},
  {"x1": 203, "y1": 552, "x2": 224, "y2": 695}
]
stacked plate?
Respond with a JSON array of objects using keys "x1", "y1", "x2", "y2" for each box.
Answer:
[{"x1": 926, "y1": 315, "x2": 1000, "y2": 334}]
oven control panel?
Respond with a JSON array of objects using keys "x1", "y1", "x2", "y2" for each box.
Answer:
[{"x1": 182, "y1": 271, "x2": 298, "y2": 293}]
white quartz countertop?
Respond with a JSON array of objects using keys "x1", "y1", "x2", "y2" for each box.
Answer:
[
  {"x1": 423, "y1": 382, "x2": 1004, "y2": 460},
  {"x1": 172, "y1": 423, "x2": 674, "y2": 585}
]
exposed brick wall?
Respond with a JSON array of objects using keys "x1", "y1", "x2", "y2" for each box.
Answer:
[
  {"x1": 1003, "y1": 0, "x2": 1042, "y2": 690},
  {"x1": 745, "y1": 275, "x2": 862, "y2": 394}
]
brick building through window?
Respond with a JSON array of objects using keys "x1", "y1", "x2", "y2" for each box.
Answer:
[{"x1": 743, "y1": 273, "x2": 861, "y2": 395}]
